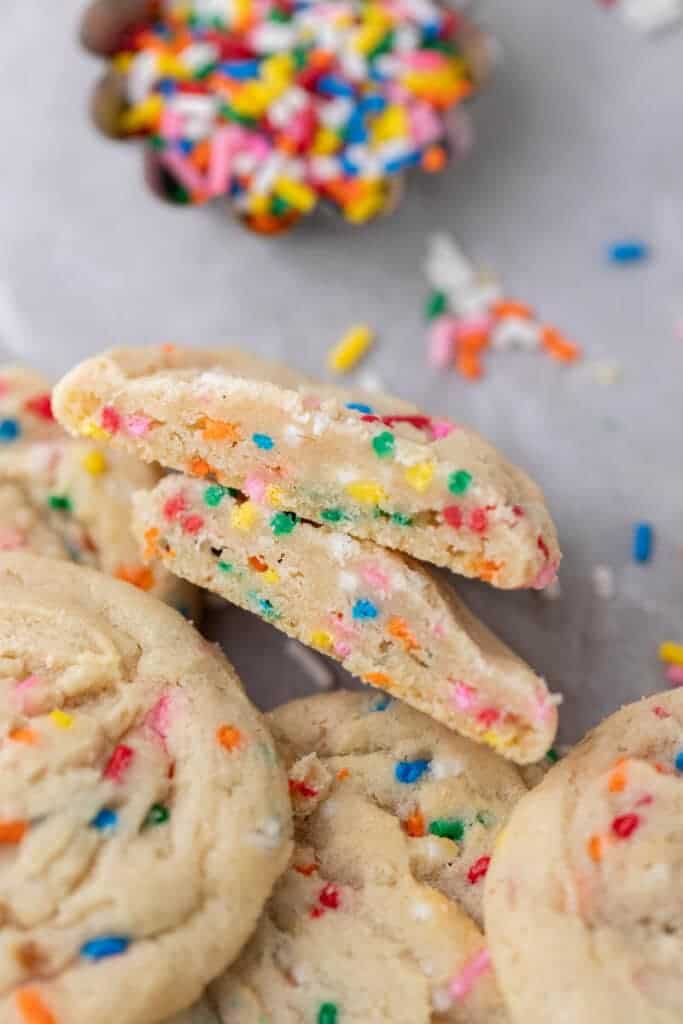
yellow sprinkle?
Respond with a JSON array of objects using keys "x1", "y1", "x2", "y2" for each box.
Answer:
[
  {"x1": 81, "y1": 449, "x2": 108, "y2": 476},
  {"x1": 49, "y1": 709, "x2": 74, "y2": 729},
  {"x1": 274, "y1": 177, "x2": 317, "y2": 213},
  {"x1": 156, "y1": 54, "x2": 191, "y2": 79},
  {"x1": 265, "y1": 485, "x2": 284, "y2": 508},
  {"x1": 311, "y1": 127, "x2": 341, "y2": 156},
  {"x1": 80, "y1": 419, "x2": 110, "y2": 442},
  {"x1": 263, "y1": 569, "x2": 280, "y2": 585},
  {"x1": 370, "y1": 104, "x2": 408, "y2": 145},
  {"x1": 112, "y1": 53, "x2": 134, "y2": 74},
  {"x1": 404, "y1": 462, "x2": 435, "y2": 493},
  {"x1": 660, "y1": 641, "x2": 683, "y2": 666},
  {"x1": 344, "y1": 192, "x2": 386, "y2": 224},
  {"x1": 248, "y1": 193, "x2": 271, "y2": 215},
  {"x1": 231, "y1": 501, "x2": 257, "y2": 531},
  {"x1": 346, "y1": 481, "x2": 386, "y2": 505},
  {"x1": 354, "y1": 21, "x2": 388, "y2": 54},
  {"x1": 261, "y1": 53, "x2": 294, "y2": 85},
  {"x1": 310, "y1": 630, "x2": 333, "y2": 651},
  {"x1": 119, "y1": 94, "x2": 163, "y2": 133},
  {"x1": 328, "y1": 325, "x2": 374, "y2": 374}
]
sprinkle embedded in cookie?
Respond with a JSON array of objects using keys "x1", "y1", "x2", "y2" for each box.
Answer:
[
  {"x1": 0, "y1": 554, "x2": 292, "y2": 1024},
  {"x1": 53, "y1": 345, "x2": 561, "y2": 589},
  {"x1": 485, "y1": 689, "x2": 683, "y2": 1024},
  {"x1": 132, "y1": 474, "x2": 558, "y2": 764}
]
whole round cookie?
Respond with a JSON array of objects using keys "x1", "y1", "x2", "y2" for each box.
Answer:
[
  {"x1": 485, "y1": 689, "x2": 683, "y2": 1024},
  {"x1": 0, "y1": 553, "x2": 292, "y2": 1024},
  {"x1": 194, "y1": 690, "x2": 534, "y2": 1023}
]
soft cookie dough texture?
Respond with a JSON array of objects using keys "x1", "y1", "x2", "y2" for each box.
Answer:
[
  {"x1": 181, "y1": 691, "x2": 532, "y2": 1023},
  {"x1": 53, "y1": 345, "x2": 561, "y2": 590},
  {"x1": 133, "y1": 475, "x2": 558, "y2": 763},
  {"x1": 0, "y1": 554, "x2": 292, "y2": 1024},
  {"x1": 0, "y1": 364, "x2": 197, "y2": 611},
  {"x1": 485, "y1": 689, "x2": 683, "y2": 1024}
]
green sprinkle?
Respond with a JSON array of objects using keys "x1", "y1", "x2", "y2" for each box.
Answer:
[
  {"x1": 204, "y1": 484, "x2": 228, "y2": 507},
  {"x1": 269, "y1": 7, "x2": 291, "y2": 20},
  {"x1": 143, "y1": 803, "x2": 169, "y2": 828},
  {"x1": 476, "y1": 810, "x2": 496, "y2": 829},
  {"x1": 271, "y1": 195, "x2": 290, "y2": 216},
  {"x1": 429, "y1": 817, "x2": 466, "y2": 842},
  {"x1": 368, "y1": 28, "x2": 394, "y2": 59},
  {"x1": 372, "y1": 431, "x2": 395, "y2": 459},
  {"x1": 168, "y1": 182, "x2": 190, "y2": 204},
  {"x1": 195, "y1": 62, "x2": 217, "y2": 79},
  {"x1": 292, "y1": 46, "x2": 308, "y2": 70},
  {"x1": 149, "y1": 135, "x2": 166, "y2": 151},
  {"x1": 546, "y1": 748, "x2": 560, "y2": 763},
  {"x1": 271, "y1": 511, "x2": 297, "y2": 536},
  {"x1": 218, "y1": 561, "x2": 233, "y2": 573},
  {"x1": 317, "y1": 1004, "x2": 338, "y2": 1024},
  {"x1": 48, "y1": 494, "x2": 72, "y2": 512},
  {"x1": 425, "y1": 290, "x2": 447, "y2": 320},
  {"x1": 373, "y1": 506, "x2": 390, "y2": 519},
  {"x1": 321, "y1": 507, "x2": 347, "y2": 524},
  {"x1": 391, "y1": 512, "x2": 413, "y2": 526},
  {"x1": 448, "y1": 470, "x2": 473, "y2": 495},
  {"x1": 250, "y1": 594, "x2": 279, "y2": 621}
]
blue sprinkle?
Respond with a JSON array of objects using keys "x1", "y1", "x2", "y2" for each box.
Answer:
[
  {"x1": 675, "y1": 751, "x2": 683, "y2": 773},
  {"x1": 340, "y1": 153, "x2": 360, "y2": 177},
  {"x1": 157, "y1": 78, "x2": 177, "y2": 97},
  {"x1": 352, "y1": 598, "x2": 379, "y2": 620},
  {"x1": 345, "y1": 402, "x2": 374, "y2": 414},
  {"x1": 80, "y1": 936, "x2": 130, "y2": 961},
  {"x1": 178, "y1": 138, "x2": 195, "y2": 155},
  {"x1": 252, "y1": 433, "x2": 274, "y2": 450},
  {"x1": 370, "y1": 695, "x2": 393, "y2": 712},
  {"x1": 395, "y1": 759, "x2": 431, "y2": 784},
  {"x1": 318, "y1": 74, "x2": 356, "y2": 98},
  {"x1": 0, "y1": 418, "x2": 20, "y2": 443},
  {"x1": 90, "y1": 808, "x2": 118, "y2": 831},
  {"x1": 345, "y1": 111, "x2": 368, "y2": 144},
  {"x1": 358, "y1": 95, "x2": 387, "y2": 115},
  {"x1": 633, "y1": 522, "x2": 653, "y2": 563},
  {"x1": 220, "y1": 59, "x2": 261, "y2": 79},
  {"x1": 384, "y1": 150, "x2": 422, "y2": 175},
  {"x1": 608, "y1": 240, "x2": 649, "y2": 264}
]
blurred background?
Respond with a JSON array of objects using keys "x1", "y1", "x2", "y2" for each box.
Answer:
[{"x1": 1, "y1": 0, "x2": 681, "y2": 741}]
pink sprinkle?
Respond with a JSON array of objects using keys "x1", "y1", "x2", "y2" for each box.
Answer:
[
  {"x1": 534, "y1": 694, "x2": 556, "y2": 723},
  {"x1": 531, "y1": 559, "x2": 559, "y2": 591},
  {"x1": 15, "y1": 674, "x2": 40, "y2": 694},
  {"x1": 0, "y1": 378, "x2": 9, "y2": 397},
  {"x1": 181, "y1": 514, "x2": 204, "y2": 535},
  {"x1": 243, "y1": 474, "x2": 267, "y2": 504},
  {"x1": 162, "y1": 150, "x2": 206, "y2": 195},
  {"x1": 454, "y1": 315, "x2": 492, "y2": 343},
  {"x1": 302, "y1": 395, "x2": 321, "y2": 411},
  {"x1": 101, "y1": 406, "x2": 121, "y2": 434},
  {"x1": 0, "y1": 526, "x2": 25, "y2": 550},
  {"x1": 468, "y1": 508, "x2": 488, "y2": 533},
  {"x1": 123, "y1": 414, "x2": 152, "y2": 437},
  {"x1": 652, "y1": 705, "x2": 671, "y2": 719},
  {"x1": 334, "y1": 641, "x2": 351, "y2": 659},
  {"x1": 452, "y1": 681, "x2": 477, "y2": 712},
  {"x1": 160, "y1": 107, "x2": 183, "y2": 141},
  {"x1": 145, "y1": 695, "x2": 171, "y2": 744},
  {"x1": 401, "y1": 50, "x2": 446, "y2": 70},
  {"x1": 449, "y1": 948, "x2": 492, "y2": 1000},
  {"x1": 428, "y1": 316, "x2": 457, "y2": 369},
  {"x1": 208, "y1": 126, "x2": 241, "y2": 196},
  {"x1": 666, "y1": 665, "x2": 683, "y2": 687},
  {"x1": 104, "y1": 744, "x2": 134, "y2": 783},
  {"x1": 408, "y1": 103, "x2": 442, "y2": 147},
  {"x1": 163, "y1": 493, "x2": 187, "y2": 521},
  {"x1": 430, "y1": 419, "x2": 456, "y2": 440},
  {"x1": 360, "y1": 563, "x2": 391, "y2": 595}
]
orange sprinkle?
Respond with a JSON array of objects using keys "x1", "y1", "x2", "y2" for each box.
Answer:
[
  {"x1": 142, "y1": 527, "x2": 160, "y2": 561},
  {"x1": 404, "y1": 810, "x2": 425, "y2": 837},
  {"x1": 9, "y1": 727, "x2": 39, "y2": 746},
  {"x1": 217, "y1": 724, "x2": 243, "y2": 752},
  {"x1": 161, "y1": 343, "x2": 177, "y2": 354},
  {"x1": 469, "y1": 558, "x2": 503, "y2": 583},
  {"x1": 388, "y1": 616, "x2": 420, "y2": 652},
  {"x1": 455, "y1": 349, "x2": 483, "y2": 380},
  {"x1": 188, "y1": 456, "x2": 216, "y2": 478},
  {"x1": 459, "y1": 330, "x2": 490, "y2": 353},
  {"x1": 336, "y1": 768, "x2": 350, "y2": 781},
  {"x1": 115, "y1": 564, "x2": 155, "y2": 591},
  {"x1": 199, "y1": 417, "x2": 242, "y2": 443},
  {"x1": 0, "y1": 820, "x2": 28, "y2": 844},
  {"x1": 190, "y1": 139, "x2": 210, "y2": 171},
  {"x1": 587, "y1": 835, "x2": 603, "y2": 863},
  {"x1": 421, "y1": 145, "x2": 448, "y2": 173},
  {"x1": 492, "y1": 299, "x2": 535, "y2": 320},
  {"x1": 15, "y1": 989, "x2": 56, "y2": 1024},
  {"x1": 294, "y1": 862, "x2": 318, "y2": 876},
  {"x1": 363, "y1": 671, "x2": 395, "y2": 688},
  {"x1": 248, "y1": 555, "x2": 268, "y2": 573},
  {"x1": 540, "y1": 326, "x2": 581, "y2": 363},
  {"x1": 608, "y1": 758, "x2": 628, "y2": 793}
]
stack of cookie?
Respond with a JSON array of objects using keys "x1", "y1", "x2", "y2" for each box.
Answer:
[{"x1": 2, "y1": 346, "x2": 678, "y2": 1024}]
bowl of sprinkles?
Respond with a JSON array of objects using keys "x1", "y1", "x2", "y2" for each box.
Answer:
[{"x1": 82, "y1": 0, "x2": 490, "y2": 234}]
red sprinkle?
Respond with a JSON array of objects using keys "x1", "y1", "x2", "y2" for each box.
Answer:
[
  {"x1": 467, "y1": 855, "x2": 491, "y2": 884},
  {"x1": 163, "y1": 494, "x2": 187, "y2": 521},
  {"x1": 653, "y1": 705, "x2": 671, "y2": 719},
  {"x1": 443, "y1": 505, "x2": 463, "y2": 529},
  {"x1": 611, "y1": 813, "x2": 639, "y2": 839},
  {"x1": 24, "y1": 393, "x2": 54, "y2": 421},
  {"x1": 477, "y1": 707, "x2": 500, "y2": 728},
  {"x1": 100, "y1": 406, "x2": 122, "y2": 434},
  {"x1": 103, "y1": 744, "x2": 134, "y2": 783},
  {"x1": 319, "y1": 883, "x2": 341, "y2": 909},
  {"x1": 469, "y1": 508, "x2": 488, "y2": 533},
  {"x1": 289, "y1": 778, "x2": 318, "y2": 798},
  {"x1": 310, "y1": 906, "x2": 325, "y2": 918},
  {"x1": 181, "y1": 514, "x2": 204, "y2": 535},
  {"x1": 537, "y1": 536, "x2": 550, "y2": 559}
]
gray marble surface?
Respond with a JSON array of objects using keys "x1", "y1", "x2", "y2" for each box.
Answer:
[{"x1": 1, "y1": 0, "x2": 681, "y2": 743}]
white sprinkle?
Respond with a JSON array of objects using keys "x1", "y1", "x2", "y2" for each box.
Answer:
[
  {"x1": 431, "y1": 987, "x2": 453, "y2": 1013},
  {"x1": 320, "y1": 798, "x2": 337, "y2": 819},
  {"x1": 357, "y1": 370, "x2": 384, "y2": 393},
  {"x1": 430, "y1": 757, "x2": 464, "y2": 780},
  {"x1": 412, "y1": 901, "x2": 433, "y2": 921},
  {"x1": 247, "y1": 816, "x2": 283, "y2": 849},
  {"x1": 327, "y1": 533, "x2": 357, "y2": 563},
  {"x1": 338, "y1": 571, "x2": 358, "y2": 592},
  {"x1": 285, "y1": 640, "x2": 335, "y2": 691},
  {"x1": 283, "y1": 424, "x2": 303, "y2": 447},
  {"x1": 311, "y1": 412, "x2": 331, "y2": 436},
  {"x1": 490, "y1": 317, "x2": 541, "y2": 352},
  {"x1": 335, "y1": 466, "x2": 357, "y2": 484},
  {"x1": 592, "y1": 564, "x2": 615, "y2": 600}
]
